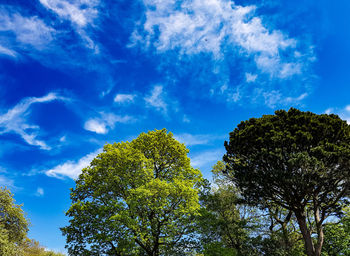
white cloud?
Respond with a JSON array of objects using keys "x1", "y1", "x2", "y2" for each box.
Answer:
[
  {"x1": 35, "y1": 187, "x2": 44, "y2": 197},
  {"x1": 190, "y1": 149, "x2": 225, "y2": 168},
  {"x1": 59, "y1": 135, "x2": 66, "y2": 142},
  {"x1": 245, "y1": 72, "x2": 257, "y2": 83},
  {"x1": 326, "y1": 105, "x2": 350, "y2": 123},
  {"x1": 325, "y1": 108, "x2": 333, "y2": 115},
  {"x1": 0, "y1": 8, "x2": 55, "y2": 51},
  {"x1": 131, "y1": 0, "x2": 302, "y2": 77},
  {"x1": 175, "y1": 134, "x2": 210, "y2": 146},
  {"x1": 174, "y1": 133, "x2": 226, "y2": 146},
  {"x1": 284, "y1": 93, "x2": 308, "y2": 103},
  {"x1": 45, "y1": 149, "x2": 101, "y2": 179},
  {"x1": 84, "y1": 113, "x2": 133, "y2": 134},
  {"x1": 0, "y1": 93, "x2": 67, "y2": 150},
  {"x1": 39, "y1": 0, "x2": 99, "y2": 27},
  {"x1": 182, "y1": 115, "x2": 190, "y2": 123},
  {"x1": 144, "y1": 85, "x2": 168, "y2": 114},
  {"x1": 0, "y1": 175, "x2": 15, "y2": 188},
  {"x1": 114, "y1": 94, "x2": 136, "y2": 103},
  {"x1": 39, "y1": 0, "x2": 100, "y2": 50},
  {"x1": 0, "y1": 45, "x2": 17, "y2": 58},
  {"x1": 262, "y1": 91, "x2": 307, "y2": 108},
  {"x1": 84, "y1": 119, "x2": 107, "y2": 134}
]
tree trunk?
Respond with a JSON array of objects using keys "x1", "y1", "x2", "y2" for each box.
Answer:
[
  {"x1": 313, "y1": 203, "x2": 324, "y2": 256},
  {"x1": 295, "y1": 211, "x2": 315, "y2": 256}
]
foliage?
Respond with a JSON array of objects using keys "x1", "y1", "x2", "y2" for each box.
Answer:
[
  {"x1": 0, "y1": 187, "x2": 65, "y2": 255},
  {"x1": 196, "y1": 161, "x2": 250, "y2": 255},
  {"x1": 22, "y1": 238, "x2": 66, "y2": 256},
  {"x1": 322, "y1": 207, "x2": 350, "y2": 256},
  {"x1": 223, "y1": 108, "x2": 350, "y2": 256},
  {"x1": 0, "y1": 187, "x2": 29, "y2": 256},
  {"x1": 62, "y1": 129, "x2": 203, "y2": 256}
]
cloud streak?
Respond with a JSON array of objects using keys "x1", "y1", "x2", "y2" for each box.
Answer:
[
  {"x1": 0, "y1": 7, "x2": 55, "y2": 56},
  {"x1": 0, "y1": 93, "x2": 67, "y2": 150},
  {"x1": 174, "y1": 133, "x2": 226, "y2": 146},
  {"x1": 84, "y1": 113, "x2": 134, "y2": 134},
  {"x1": 131, "y1": 0, "x2": 304, "y2": 78},
  {"x1": 45, "y1": 149, "x2": 101, "y2": 179},
  {"x1": 114, "y1": 93, "x2": 136, "y2": 104},
  {"x1": 144, "y1": 85, "x2": 168, "y2": 115},
  {"x1": 39, "y1": 0, "x2": 100, "y2": 50},
  {"x1": 190, "y1": 148, "x2": 225, "y2": 169},
  {"x1": 325, "y1": 105, "x2": 350, "y2": 123}
]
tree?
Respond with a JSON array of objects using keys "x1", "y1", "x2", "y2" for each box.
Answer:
[
  {"x1": 0, "y1": 187, "x2": 65, "y2": 255},
  {"x1": 196, "y1": 161, "x2": 252, "y2": 256},
  {"x1": 322, "y1": 206, "x2": 350, "y2": 256},
  {"x1": 62, "y1": 129, "x2": 204, "y2": 256},
  {"x1": 0, "y1": 187, "x2": 29, "y2": 256},
  {"x1": 22, "y1": 238, "x2": 66, "y2": 256},
  {"x1": 223, "y1": 108, "x2": 350, "y2": 256},
  {"x1": 198, "y1": 162, "x2": 304, "y2": 256}
]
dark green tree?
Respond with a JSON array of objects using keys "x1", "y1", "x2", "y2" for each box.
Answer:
[
  {"x1": 62, "y1": 129, "x2": 203, "y2": 256},
  {"x1": 223, "y1": 108, "x2": 350, "y2": 256}
]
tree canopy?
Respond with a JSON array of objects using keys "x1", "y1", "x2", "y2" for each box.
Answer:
[
  {"x1": 223, "y1": 108, "x2": 350, "y2": 256},
  {"x1": 62, "y1": 129, "x2": 203, "y2": 256},
  {"x1": 0, "y1": 187, "x2": 63, "y2": 256},
  {"x1": 0, "y1": 187, "x2": 29, "y2": 255}
]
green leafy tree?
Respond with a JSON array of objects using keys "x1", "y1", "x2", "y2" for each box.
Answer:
[
  {"x1": 0, "y1": 187, "x2": 29, "y2": 256},
  {"x1": 62, "y1": 129, "x2": 203, "y2": 256},
  {"x1": 199, "y1": 162, "x2": 304, "y2": 256},
  {"x1": 223, "y1": 108, "x2": 350, "y2": 256},
  {"x1": 196, "y1": 162, "x2": 251, "y2": 256},
  {"x1": 322, "y1": 207, "x2": 350, "y2": 256},
  {"x1": 22, "y1": 238, "x2": 66, "y2": 256}
]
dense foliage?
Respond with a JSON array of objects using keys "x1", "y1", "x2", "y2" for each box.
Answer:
[
  {"x1": 62, "y1": 129, "x2": 203, "y2": 256},
  {"x1": 223, "y1": 108, "x2": 350, "y2": 256},
  {"x1": 4, "y1": 109, "x2": 349, "y2": 255},
  {"x1": 0, "y1": 187, "x2": 28, "y2": 255},
  {"x1": 0, "y1": 187, "x2": 64, "y2": 256}
]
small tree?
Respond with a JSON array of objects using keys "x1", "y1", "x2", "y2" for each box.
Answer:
[
  {"x1": 223, "y1": 108, "x2": 350, "y2": 256},
  {"x1": 0, "y1": 187, "x2": 29, "y2": 256},
  {"x1": 62, "y1": 129, "x2": 203, "y2": 256}
]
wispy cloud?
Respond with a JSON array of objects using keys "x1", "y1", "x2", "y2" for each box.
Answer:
[
  {"x1": 45, "y1": 149, "x2": 101, "y2": 179},
  {"x1": 35, "y1": 187, "x2": 44, "y2": 197},
  {"x1": 0, "y1": 45, "x2": 17, "y2": 58},
  {"x1": 39, "y1": 0, "x2": 100, "y2": 50},
  {"x1": 0, "y1": 172, "x2": 21, "y2": 191},
  {"x1": 245, "y1": 73, "x2": 257, "y2": 83},
  {"x1": 261, "y1": 91, "x2": 308, "y2": 109},
  {"x1": 0, "y1": 3, "x2": 104, "y2": 70},
  {"x1": 131, "y1": 0, "x2": 305, "y2": 78},
  {"x1": 190, "y1": 148, "x2": 225, "y2": 169},
  {"x1": 0, "y1": 175, "x2": 15, "y2": 188},
  {"x1": 0, "y1": 7, "x2": 55, "y2": 55},
  {"x1": 144, "y1": 85, "x2": 168, "y2": 114},
  {"x1": 325, "y1": 105, "x2": 350, "y2": 123},
  {"x1": 174, "y1": 133, "x2": 226, "y2": 147},
  {"x1": 84, "y1": 112, "x2": 134, "y2": 134},
  {"x1": 129, "y1": 0, "x2": 314, "y2": 108},
  {"x1": 114, "y1": 93, "x2": 136, "y2": 104},
  {"x1": 0, "y1": 93, "x2": 67, "y2": 150}
]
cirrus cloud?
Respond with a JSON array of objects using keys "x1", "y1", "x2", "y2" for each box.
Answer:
[
  {"x1": 0, "y1": 93, "x2": 68, "y2": 150},
  {"x1": 130, "y1": 0, "x2": 306, "y2": 78}
]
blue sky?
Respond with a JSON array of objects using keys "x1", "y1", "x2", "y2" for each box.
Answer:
[{"x1": 0, "y1": 0, "x2": 350, "y2": 253}]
